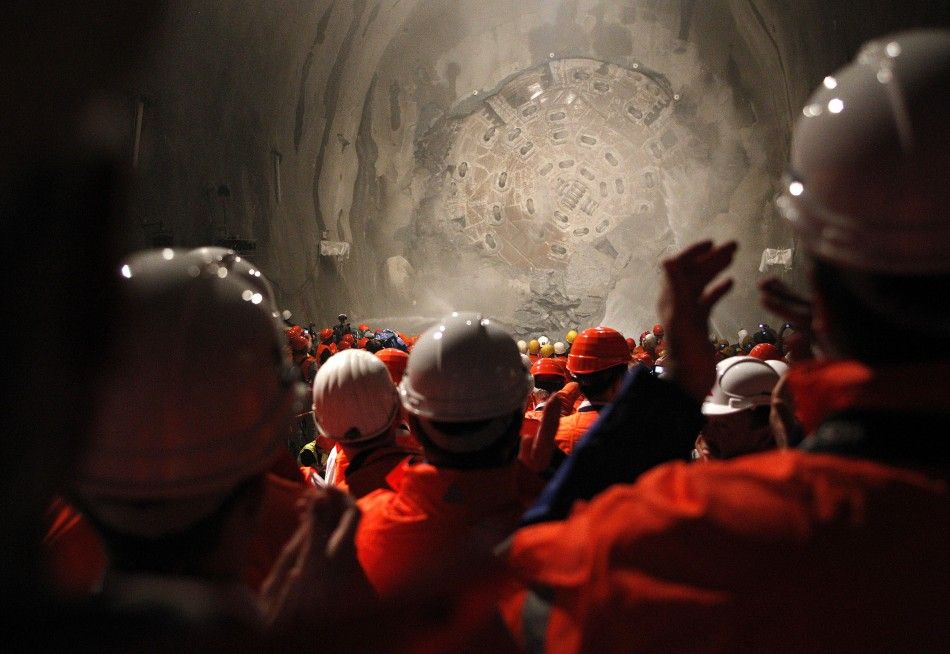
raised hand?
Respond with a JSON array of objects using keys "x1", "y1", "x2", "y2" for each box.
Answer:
[
  {"x1": 519, "y1": 395, "x2": 563, "y2": 473},
  {"x1": 260, "y1": 485, "x2": 374, "y2": 628},
  {"x1": 658, "y1": 240, "x2": 737, "y2": 403}
]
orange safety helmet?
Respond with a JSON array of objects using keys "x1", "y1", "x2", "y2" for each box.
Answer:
[
  {"x1": 566, "y1": 327, "x2": 630, "y2": 375},
  {"x1": 375, "y1": 347, "x2": 410, "y2": 384},
  {"x1": 286, "y1": 325, "x2": 311, "y2": 352},
  {"x1": 530, "y1": 357, "x2": 568, "y2": 381},
  {"x1": 749, "y1": 342, "x2": 782, "y2": 361}
]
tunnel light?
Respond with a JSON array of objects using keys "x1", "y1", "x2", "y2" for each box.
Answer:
[
  {"x1": 217, "y1": 267, "x2": 228, "y2": 278},
  {"x1": 828, "y1": 98, "x2": 844, "y2": 114},
  {"x1": 886, "y1": 41, "x2": 901, "y2": 58},
  {"x1": 877, "y1": 68, "x2": 893, "y2": 83},
  {"x1": 251, "y1": 293, "x2": 263, "y2": 305},
  {"x1": 162, "y1": 248, "x2": 174, "y2": 260},
  {"x1": 242, "y1": 290, "x2": 253, "y2": 301},
  {"x1": 120, "y1": 264, "x2": 132, "y2": 279},
  {"x1": 788, "y1": 181, "x2": 804, "y2": 197},
  {"x1": 802, "y1": 103, "x2": 822, "y2": 118},
  {"x1": 822, "y1": 76, "x2": 837, "y2": 90}
]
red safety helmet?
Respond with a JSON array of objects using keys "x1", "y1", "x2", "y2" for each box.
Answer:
[
  {"x1": 375, "y1": 347, "x2": 410, "y2": 384},
  {"x1": 319, "y1": 328, "x2": 334, "y2": 343},
  {"x1": 625, "y1": 337, "x2": 636, "y2": 352},
  {"x1": 358, "y1": 323, "x2": 369, "y2": 332},
  {"x1": 530, "y1": 357, "x2": 568, "y2": 381},
  {"x1": 342, "y1": 332, "x2": 356, "y2": 344},
  {"x1": 286, "y1": 325, "x2": 311, "y2": 352},
  {"x1": 337, "y1": 339, "x2": 352, "y2": 351},
  {"x1": 566, "y1": 327, "x2": 630, "y2": 375},
  {"x1": 749, "y1": 342, "x2": 782, "y2": 361},
  {"x1": 652, "y1": 323, "x2": 664, "y2": 339}
]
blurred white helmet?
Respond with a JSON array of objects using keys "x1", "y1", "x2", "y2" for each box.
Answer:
[
  {"x1": 76, "y1": 249, "x2": 301, "y2": 537},
  {"x1": 312, "y1": 348, "x2": 399, "y2": 444},
  {"x1": 780, "y1": 30, "x2": 950, "y2": 274},
  {"x1": 538, "y1": 336, "x2": 550, "y2": 347},
  {"x1": 553, "y1": 341, "x2": 567, "y2": 355},
  {"x1": 702, "y1": 356, "x2": 781, "y2": 416},
  {"x1": 189, "y1": 246, "x2": 279, "y2": 320},
  {"x1": 765, "y1": 359, "x2": 789, "y2": 377},
  {"x1": 517, "y1": 339, "x2": 528, "y2": 354},
  {"x1": 520, "y1": 353, "x2": 533, "y2": 372},
  {"x1": 400, "y1": 311, "x2": 532, "y2": 453}
]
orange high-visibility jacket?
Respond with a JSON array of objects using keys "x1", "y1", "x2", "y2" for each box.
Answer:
[
  {"x1": 502, "y1": 450, "x2": 950, "y2": 653},
  {"x1": 330, "y1": 443, "x2": 415, "y2": 499},
  {"x1": 44, "y1": 472, "x2": 307, "y2": 594},
  {"x1": 356, "y1": 460, "x2": 524, "y2": 598},
  {"x1": 553, "y1": 405, "x2": 602, "y2": 455}
]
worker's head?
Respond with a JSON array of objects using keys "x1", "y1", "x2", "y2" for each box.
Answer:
[
  {"x1": 698, "y1": 357, "x2": 782, "y2": 460},
  {"x1": 531, "y1": 357, "x2": 568, "y2": 394},
  {"x1": 73, "y1": 249, "x2": 302, "y2": 572},
  {"x1": 779, "y1": 30, "x2": 950, "y2": 363},
  {"x1": 286, "y1": 325, "x2": 312, "y2": 353},
  {"x1": 566, "y1": 326, "x2": 630, "y2": 403},
  {"x1": 399, "y1": 312, "x2": 532, "y2": 469},
  {"x1": 312, "y1": 348, "x2": 400, "y2": 448}
]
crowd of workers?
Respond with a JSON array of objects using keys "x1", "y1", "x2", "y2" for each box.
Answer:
[{"x1": 5, "y1": 23, "x2": 949, "y2": 653}]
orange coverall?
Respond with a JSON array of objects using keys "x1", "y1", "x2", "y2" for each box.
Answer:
[
  {"x1": 356, "y1": 460, "x2": 524, "y2": 598},
  {"x1": 553, "y1": 404, "x2": 603, "y2": 455},
  {"x1": 502, "y1": 449, "x2": 949, "y2": 653},
  {"x1": 44, "y1": 471, "x2": 307, "y2": 594}
]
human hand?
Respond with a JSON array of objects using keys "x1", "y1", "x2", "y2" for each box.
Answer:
[
  {"x1": 757, "y1": 276, "x2": 813, "y2": 334},
  {"x1": 658, "y1": 241, "x2": 737, "y2": 403},
  {"x1": 259, "y1": 485, "x2": 373, "y2": 628},
  {"x1": 518, "y1": 395, "x2": 562, "y2": 473}
]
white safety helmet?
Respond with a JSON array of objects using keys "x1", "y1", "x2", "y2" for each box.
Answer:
[
  {"x1": 642, "y1": 333, "x2": 658, "y2": 351},
  {"x1": 520, "y1": 353, "x2": 533, "y2": 372},
  {"x1": 702, "y1": 356, "x2": 781, "y2": 416},
  {"x1": 400, "y1": 311, "x2": 532, "y2": 453},
  {"x1": 780, "y1": 30, "x2": 950, "y2": 274},
  {"x1": 76, "y1": 249, "x2": 302, "y2": 537},
  {"x1": 312, "y1": 349, "x2": 399, "y2": 444},
  {"x1": 765, "y1": 359, "x2": 789, "y2": 377},
  {"x1": 517, "y1": 339, "x2": 528, "y2": 354},
  {"x1": 553, "y1": 341, "x2": 567, "y2": 355},
  {"x1": 538, "y1": 335, "x2": 550, "y2": 347}
]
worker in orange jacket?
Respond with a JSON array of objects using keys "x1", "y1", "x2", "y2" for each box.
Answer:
[
  {"x1": 502, "y1": 33, "x2": 950, "y2": 652},
  {"x1": 311, "y1": 349, "x2": 416, "y2": 499},
  {"x1": 553, "y1": 326, "x2": 630, "y2": 455},
  {"x1": 355, "y1": 311, "x2": 534, "y2": 597}
]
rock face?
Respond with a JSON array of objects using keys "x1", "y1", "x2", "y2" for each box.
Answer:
[{"x1": 122, "y1": 0, "x2": 942, "y2": 335}]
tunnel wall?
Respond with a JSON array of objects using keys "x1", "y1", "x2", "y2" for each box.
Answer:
[{"x1": 124, "y1": 0, "x2": 948, "y2": 337}]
